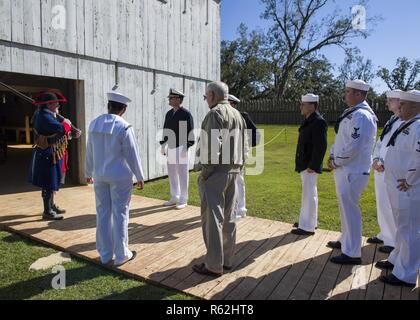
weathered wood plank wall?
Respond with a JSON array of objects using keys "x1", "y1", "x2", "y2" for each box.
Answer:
[{"x1": 0, "y1": 0, "x2": 221, "y2": 181}]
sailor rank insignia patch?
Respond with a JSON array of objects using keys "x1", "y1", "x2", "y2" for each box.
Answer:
[{"x1": 351, "y1": 127, "x2": 361, "y2": 139}]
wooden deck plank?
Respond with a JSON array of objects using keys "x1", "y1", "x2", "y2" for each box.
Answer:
[
  {"x1": 382, "y1": 269, "x2": 402, "y2": 300},
  {"x1": 158, "y1": 218, "x2": 272, "y2": 290},
  {"x1": 179, "y1": 220, "x2": 282, "y2": 298},
  {"x1": 288, "y1": 231, "x2": 338, "y2": 300},
  {"x1": 0, "y1": 186, "x2": 406, "y2": 300},
  {"x1": 365, "y1": 246, "x2": 387, "y2": 300},
  {"x1": 347, "y1": 242, "x2": 377, "y2": 300},
  {"x1": 145, "y1": 218, "x2": 255, "y2": 282},
  {"x1": 202, "y1": 222, "x2": 291, "y2": 300},
  {"x1": 268, "y1": 231, "x2": 329, "y2": 300},
  {"x1": 329, "y1": 238, "x2": 369, "y2": 300},
  {"x1": 245, "y1": 232, "x2": 300, "y2": 300}
]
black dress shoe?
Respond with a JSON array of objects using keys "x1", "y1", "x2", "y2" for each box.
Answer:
[
  {"x1": 378, "y1": 246, "x2": 394, "y2": 254},
  {"x1": 367, "y1": 237, "x2": 384, "y2": 244},
  {"x1": 52, "y1": 204, "x2": 66, "y2": 215},
  {"x1": 375, "y1": 260, "x2": 394, "y2": 270},
  {"x1": 327, "y1": 241, "x2": 342, "y2": 249},
  {"x1": 293, "y1": 222, "x2": 318, "y2": 229},
  {"x1": 43, "y1": 211, "x2": 64, "y2": 221},
  {"x1": 380, "y1": 274, "x2": 415, "y2": 288},
  {"x1": 291, "y1": 228, "x2": 315, "y2": 236},
  {"x1": 330, "y1": 254, "x2": 362, "y2": 265},
  {"x1": 223, "y1": 265, "x2": 233, "y2": 271}
]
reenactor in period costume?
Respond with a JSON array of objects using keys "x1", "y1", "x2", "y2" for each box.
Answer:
[
  {"x1": 193, "y1": 82, "x2": 248, "y2": 277},
  {"x1": 28, "y1": 92, "x2": 75, "y2": 221},
  {"x1": 228, "y1": 94, "x2": 259, "y2": 219},
  {"x1": 293, "y1": 94, "x2": 328, "y2": 236},
  {"x1": 85, "y1": 91, "x2": 145, "y2": 267},
  {"x1": 160, "y1": 89, "x2": 195, "y2": 210},
  {"x1": 327, "y1": 80, "x2": 378, "y2": 265},
  {"x1": 376, "y1": 90, "x2": 420, "y2": 288},
  {"x1": 369, "y1": 90, "x2": 403, "y2": 254}
]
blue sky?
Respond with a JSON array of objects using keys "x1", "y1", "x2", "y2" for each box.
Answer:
[{"x1": 221, "y1": 0, "x2": 420, "y2": 92}]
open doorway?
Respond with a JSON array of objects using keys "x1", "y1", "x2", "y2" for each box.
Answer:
[{"x1": 0, "y1": 71, "x2": 85, "y2": 195}]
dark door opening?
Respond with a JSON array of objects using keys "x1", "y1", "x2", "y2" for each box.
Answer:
[{"x1": 0, "y1": 71, "x2": 84, "y2": 195}]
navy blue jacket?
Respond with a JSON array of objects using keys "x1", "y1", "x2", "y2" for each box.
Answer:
[
  {"x1": 295, "y1": 112, "x2": 328, "y2": 174},
  {"x1": 28, "y1": 109, "x2": 65, "y2": 191},
  {"x1": 160, "y1": 107, "x2": 195, "y2": 149}
]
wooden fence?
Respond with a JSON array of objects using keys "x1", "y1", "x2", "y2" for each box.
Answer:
[{"x1": 237, "y1": 98, "x2": 391, "y2": 127}]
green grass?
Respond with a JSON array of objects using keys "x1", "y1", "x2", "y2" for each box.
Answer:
[
  {"x1": 0, "y1": 231, "x2": 192, "y2": 300},
  {"x1": 136, "y1": 125, "x2": 380, "y2": 238}
]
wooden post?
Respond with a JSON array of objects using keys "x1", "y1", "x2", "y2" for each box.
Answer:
[{"x1": 25, "y1": 116, "x2": 31, "y2": 144}]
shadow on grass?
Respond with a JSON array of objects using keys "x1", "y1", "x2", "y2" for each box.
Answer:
[{"x1": 0, "y1": 266, "x2": 99, "y2": 300}]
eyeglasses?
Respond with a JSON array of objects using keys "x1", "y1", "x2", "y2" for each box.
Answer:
[{"x1": 203, "y1": 95, "x2": 207, "y2": 101}]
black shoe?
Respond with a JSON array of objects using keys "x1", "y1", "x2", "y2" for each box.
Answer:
[
  {"x1": 291, "y1": 228, "x2": 315, "y2": 236},
  {"x1": 223, "y1": 265, "x2": 233, "y2": 271},
  {"x1": 380, "y1": 274, "x2": 415, "y2": 288},
  {"x1": 327, "y1": 241, "x2": 342, "y2": 249},
  {"x1": 42, "y1": 191, "x2": 64, "y2": 221},
  {"x1": 50, "y1": 193, "x2": 66, "y2": 214},
  {"x1": 43, "y1": 211, "x2": 64, "y2": 221},
  {"x1": 293, "y1": 222, "x2": 318, "y2": 230},
  {"x1": 375, "y1": 260, "x2": 394, "y2": 270},
  {"x1": 52, "y1": 204, "x2": 66, "y2": 215},
  {"x1": 330, "y1": 254, "x2": 362, "y2": 265},
  {"x1": 367, "y1": 237, "x2": 384, "y2": 244},
  {"x1": 378, "y1": 246, "x2": 394, "y2": 254}
]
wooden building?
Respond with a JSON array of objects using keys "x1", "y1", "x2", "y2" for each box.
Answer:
[{"x1": 0, "y1": 0, "x2": 221, "y2": 185}]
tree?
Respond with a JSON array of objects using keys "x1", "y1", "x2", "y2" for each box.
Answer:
[
  {"x1": 284, "y1": 55, "x2": 342, "y2": 100},
  {"x1": 337, "y1": 48, "x2": 375, "y2": 85},
  {"x1": 377, "y1": 57, "x2": 420, "y2": 91},
  {"x1": 221, "y1": 24, "x2": 273, "y2": 100},
  {"x1": 260, "y1": 0, "x2": 376, "y2": 98}
]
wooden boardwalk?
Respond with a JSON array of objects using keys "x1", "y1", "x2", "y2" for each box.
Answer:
[{"x1": 0, "y1": 186, "x2": 418, "y2": 300}]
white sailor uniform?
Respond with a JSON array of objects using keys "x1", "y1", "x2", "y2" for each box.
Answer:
[
  {"x1": 373, "y1": 115, "x2": 402, "y2": 247},
  {"x1": 85, "y1": 113, "x2": 144, "y2": 265},
  {"x1": 384, "y1": 114, "x2": 420, "y2": 285},
  {"x1": 330, "y1": 101, "x2": 377, "y2": 258}
]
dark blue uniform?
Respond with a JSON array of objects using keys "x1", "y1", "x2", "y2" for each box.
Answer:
[
  {"x1": 28, "y1": 109, "x2": 65, "y2": 192},
  {"x1": 295, "y1": 112, "x2": 328, "y2": 174},
  {"x1": 160, "y1": 107, "x2": 195, "y2": 149}
]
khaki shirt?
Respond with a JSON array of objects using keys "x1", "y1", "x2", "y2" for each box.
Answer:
[{"x1": 195, "y1": 101, "x2": 248, "y2": 179}]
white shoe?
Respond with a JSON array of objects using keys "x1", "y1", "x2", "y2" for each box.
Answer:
[
  {"x1": 176, "y1": 203, "x2": 188, "y2": 210},
  {"x1": 163, "y1": 199, "x2": 178, "y2": 206}
]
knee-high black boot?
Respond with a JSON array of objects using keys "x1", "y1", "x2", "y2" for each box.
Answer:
[
  {"x1": 50, "y1": 192, "x2": 66, "y2": 214},
  {"x1": 42, "y1": 190, "x2": 63, "y2": 221}
]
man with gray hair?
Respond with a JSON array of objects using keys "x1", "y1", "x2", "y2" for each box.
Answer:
[{"x1": 193, "y1": 81, "x2": 248, "y2": 277}]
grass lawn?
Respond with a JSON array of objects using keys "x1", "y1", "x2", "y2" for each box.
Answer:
[
  {"x1": 0, "y1": 231, "x2": 191, "y2": 300},
  {"x1": 136, "y1": 125, "x2": 381, "y2": 238}
]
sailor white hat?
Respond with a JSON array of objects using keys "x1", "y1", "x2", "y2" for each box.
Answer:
[
  {"x1": 301, "y1": 93, "x2": 319, "y2": 103},
  {"x1": 107, "y1": 91, "x2": 132, "y2": 105},
  {"x1": 346, "y1": 79, "x2": 370, "y2": 92},
  {"x1": 168, "y1": 88, "x2": 185, "y2": 98},
  {"x1": 228, "y1": 94, "x2": 241, "y2": 103},
  {"x1": 400, "y1": 90, "x2": 420, "y2": 103},
  {"x1": 386, "y1": 89, "x2": 403, "y2": 99}
]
